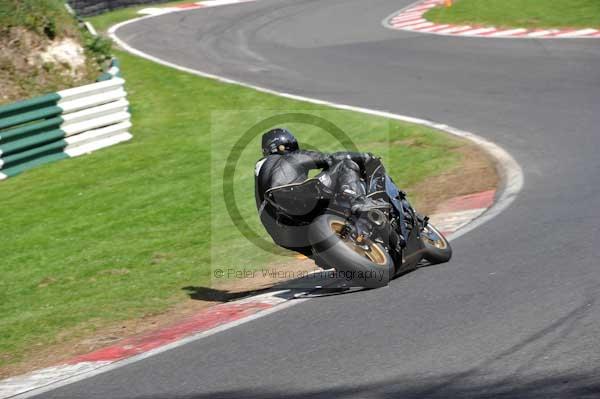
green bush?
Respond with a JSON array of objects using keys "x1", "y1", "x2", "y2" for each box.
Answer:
[
  {"x1": 84, "y1": 34, "x2": 113, "y2": 64},
  {"x1": 0, "y1": 0, "x2": 75, "y2": 38}
]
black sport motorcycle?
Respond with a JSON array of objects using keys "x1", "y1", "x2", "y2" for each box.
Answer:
[{"x1": 256, "y1": 157, "x2": 452, "y2": 288}]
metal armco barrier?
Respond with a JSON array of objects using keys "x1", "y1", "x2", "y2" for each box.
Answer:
[{"x1": 0, "y1": 61, "x2": 131, "y2": 181}]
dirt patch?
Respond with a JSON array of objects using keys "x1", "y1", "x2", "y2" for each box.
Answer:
[
  {"x1": 0, "y1": 140, "x2": 497, "y2": 379},
  {"x1": 0, "y1": 27, "x2": 100, "y2": 104},
  {"x1": 40, "y1": 37, "x2": 87, "y2": 73},
  {"x1": 407, "y1": 142, "x2": 499, "y2": 215}
]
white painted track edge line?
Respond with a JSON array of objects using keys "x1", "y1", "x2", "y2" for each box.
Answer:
[
  {"x1": 458, "y1": 27, "x2": 497, "y2": 36},
  {"x1": 489, "y1": 28, "x2": 527, "y2": 37},
  {"x1": 555, "y1": 28, "x2": 598, "y2": 37},
  {"x1": 10, "y1": 8, "x2": 523, "y2": 397},
  {"x1": 527, "y1": 30, "x2": 553, "y2": 37}
]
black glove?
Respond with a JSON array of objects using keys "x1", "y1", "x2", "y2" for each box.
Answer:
[{"x1": 330, "y1": 152, "x2": 375, "y2": 165}]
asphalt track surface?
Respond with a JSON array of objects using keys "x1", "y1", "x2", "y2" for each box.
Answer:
[{"x1": 38, "y1": 0, "x2": 600, "y2": 398}]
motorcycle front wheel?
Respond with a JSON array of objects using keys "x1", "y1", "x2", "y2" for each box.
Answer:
[
  {"x1": 421, "y1": 223, "x2": 452, "y2": 264},
  {"x1": 309, "y1": 214, "x2": 394, "y2": 288}
]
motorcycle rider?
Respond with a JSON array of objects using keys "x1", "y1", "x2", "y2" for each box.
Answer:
[
  {"x1": 254, "y1": 128, "x2": 449, "y2": 276},
  {"x1": 255, "y1": 128, "x2": 381, "y2": 213},
  {"x1": 255, "y1": 128, "x2": 407, "y2": 258}
]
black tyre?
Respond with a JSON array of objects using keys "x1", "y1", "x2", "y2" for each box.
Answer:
[
  {"x1": 421, "y1": 223, "x2": 452, "y2": 264},
  {"x1": 308, "y1": 214, "x2": 394, "y2": 288}
]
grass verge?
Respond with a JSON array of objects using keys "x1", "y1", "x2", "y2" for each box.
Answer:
[
  {"x1": 1, "y1": 4, "x2": 477, "y2": 374},
  {"x1": 425, "y1": 0, "x2": 600, "y2": 30}
]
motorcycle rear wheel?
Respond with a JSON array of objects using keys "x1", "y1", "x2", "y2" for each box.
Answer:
[{"x1": 309, "y1": 214, "x2": 394, "y2": 288}]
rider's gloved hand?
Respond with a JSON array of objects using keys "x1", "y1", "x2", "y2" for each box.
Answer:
[{"x1": 330, "y1": 152, "x2": 377, "y2": 164}]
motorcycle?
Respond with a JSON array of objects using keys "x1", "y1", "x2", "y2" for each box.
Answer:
[{"x1": 256, "y1": 157, "x2": 452, "y2": 288}]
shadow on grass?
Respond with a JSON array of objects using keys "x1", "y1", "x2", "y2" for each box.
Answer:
[{"x1": 182, "y1": 263, "x2": 429, "y2": 302}]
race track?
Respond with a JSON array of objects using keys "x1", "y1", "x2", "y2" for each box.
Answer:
[{"x1": 37, "y1": 0, "x2": 600, "y2": 397}]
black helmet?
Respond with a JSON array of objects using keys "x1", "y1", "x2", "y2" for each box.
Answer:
[{"x1": 261, "y1": 128, "x2": 299, "y2": 156}]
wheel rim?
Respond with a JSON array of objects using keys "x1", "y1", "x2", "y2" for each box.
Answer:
[
  {"x1": 330, "y1": 221, "x2": 388, "y2": 265},
  {"x1": 422, "y1": 225, "x2": 448, "y2": 249}
]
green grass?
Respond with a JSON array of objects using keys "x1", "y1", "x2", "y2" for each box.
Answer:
[
  {"x1": 426, "y1": 0, "x2": 600, "y2": 30},
  {"x1": 0, "y1": 7, "x2": 464, "y2": 368}
]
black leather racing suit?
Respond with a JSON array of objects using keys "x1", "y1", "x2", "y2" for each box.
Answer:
[{"x1": 255, "y1": 150, "x2": 372, "y2": 205}]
